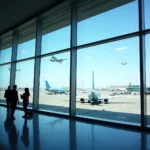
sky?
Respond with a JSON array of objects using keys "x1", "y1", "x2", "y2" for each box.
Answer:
[{"x1": 0, "y1": 0, "x2": 150, "y2": 89}]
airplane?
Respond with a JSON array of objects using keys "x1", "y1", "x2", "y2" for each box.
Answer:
[
  {"x1": 45, "y1": 80, "x2": 69, "y2": 94},
  {"x1": 8, "y1": 68, "x2": 22, "y2": 71},
  {"x1": 110, "y1": 85, "x2": 128, "y2": 96},
  {"x1": 121, "y1": 62, "x2": 128, "y2": 65},
  {"x1": 50, "y1": 55, "x2": 68, "y2": 63},
  {"x1": 79, "y1": 71, "x2": 109, "y2": 104}
]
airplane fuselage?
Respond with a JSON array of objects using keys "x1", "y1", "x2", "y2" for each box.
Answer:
[{"x1": 46, "y1": 88, "x2": 68, "y2": 94}]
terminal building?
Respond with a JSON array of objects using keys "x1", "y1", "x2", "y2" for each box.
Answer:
[{"x1": 0, "y1": 0, "x2": 150, "y2": 149}]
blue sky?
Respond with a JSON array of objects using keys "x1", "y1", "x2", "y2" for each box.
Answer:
[{"x1": 0, "y1": 0, "x2": 150, "y2": 89}]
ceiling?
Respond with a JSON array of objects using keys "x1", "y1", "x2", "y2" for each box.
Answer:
[{"x1": 0, "y1": 0, "x2": 65, "y2": 35}]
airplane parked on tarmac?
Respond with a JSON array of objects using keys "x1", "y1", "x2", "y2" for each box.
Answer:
[
  {"x1": 79, "y1": 71, "x2": 109, "y2": 104},
  {"x1": 45, "y1": 80, "x2": 69, "y2": 94},
  {"x1": 50, "y1": 55, "x2": 68, "y2": 63}
]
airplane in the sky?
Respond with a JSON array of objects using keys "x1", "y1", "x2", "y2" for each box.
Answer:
[
  {"x1": 50, "y1": 55, "x2": 68, "y2": 63},
  {"x1": 79, "y1": 71, "x2": 109, "y2": 104},
  {"x1": 8, "y1": 68, "x2": 22, "y2": 71},
  {"x1": 121, "y1": 62, "x2": 128, "y2": 65},
  {"x1": 45, "y1": 80, "x2": 69, "y2": 94}
]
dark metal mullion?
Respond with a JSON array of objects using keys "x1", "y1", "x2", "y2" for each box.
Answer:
[
  {"x1": 138, "y1": 0, "x2": 147, "y2": 128},
  {"x1": 77, "y1": 31, "x2": 139, "y2": 50},
  {"x1": 70, "y1": 1, "x2": 77, "y2": 116},
  {"x1": 33, "y1": 17, "x2": 42, "y2": 110},
  {"x1": 10, "y1": 30, "x2": 18, "y2": 88}
]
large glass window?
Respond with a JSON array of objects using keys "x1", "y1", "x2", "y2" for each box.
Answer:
[
  {"x1": 0, "y1": 35, "x2": 12, "y2": 64},
  {"x1": 77, "y1": 0, "x2": 138, "y2": 45},
  {"x1": 146, "y1": 34, "x2": 150, "y2": 127},
  {"x1": 39, "y1": 52, "x2": 70, "y2": 114},
  {"x1": 41, "y1": 2, "x2": 71, "y2": 54},
  {"x1": 76, "y1": 37, "x2": 140, "y2": 125},
  {"x1": 0, "y1": 64, "x2": 11, "y2": 104},
  {"x1": 15, "y1": 60, "x2": 34, "y2": 108},
  {"x1": 17, "y1": 22, "x2": 36, "y2": 60},
  {"x1": 145, "y1": 0, "x2": 150, "y2": 29}
]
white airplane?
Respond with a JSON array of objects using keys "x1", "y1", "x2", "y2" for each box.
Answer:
[
  {"x1": 8, "y1": 68, "x2": 22, "y2": 71},
  {"x1": 79, "y1": 71, "x2": 109, "y2": 104},
  {"x1": 50, "y1": 55, "x2": 68, "y2": 63},
  {"x1": 121, "y1": 62, "x2": 128, "y2": 65}
]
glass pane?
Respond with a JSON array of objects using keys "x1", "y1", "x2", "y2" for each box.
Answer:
[
  {"x1": 15, "y1": 60, "x2": 34, "y2": 108},
  {"x1": 17, "y1": 26, "x2": 36, "y2": 60},
  {"x1": 76, "y1": 122, "x2": 141, "y2": 150},
  {"x1": 77, "y1": 0, "x2": 138, "y2": 45},
  {"x1": 0, "y1": 36, "x2": 12, "y2": 64},
  {"x1": 146, "y1": 34, "x2": 150, "y2": 127},
  {"x1": 39, "y1": 52, "x2": 70, "y2": 114},
  {"x1": 145, "y1": 0, "x2": 150, "y2": 29},
  {"x1": 0, "y1": 64, "x2": 10, "y2": 104},
  {"x1": 41, "y1": 1, "x2": 71, "y2": 54},
  {"x1": 76, "y1": 37, "x2": 140, "y2": 125},
  {"x1": 39, "y1": 115, "x2": 69, "y2": 149}
]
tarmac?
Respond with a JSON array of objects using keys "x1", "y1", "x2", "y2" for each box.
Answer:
[{"x1": 0, "y1": 90, "x2": 150, "y2": 125}]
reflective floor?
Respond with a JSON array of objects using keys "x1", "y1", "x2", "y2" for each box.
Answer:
[{"x1": 0, "y1": 107, "x2": 150, "y2": 150}]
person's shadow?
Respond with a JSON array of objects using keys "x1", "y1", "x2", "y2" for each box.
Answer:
[
  {"x1": 4, "y1": 114, "x2": 19, "y2": 150},
  {"x1": 20, "y1": 119, "x2": 30, "y2": 148}
]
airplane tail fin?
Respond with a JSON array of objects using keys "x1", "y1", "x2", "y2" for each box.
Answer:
[
  {"x1": 117, "y1": 85, "x2": 120, "y2": 90},
  {"x1": 92, "y1": 71, "x2": 95, "y2": 90},
  {"x1": 45, "y1": 80, "x2": 51, "y2": 89}
]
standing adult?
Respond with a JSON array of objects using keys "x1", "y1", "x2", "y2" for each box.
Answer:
[
  {"x1": 21, "y1": 88, "x2": 30, "y2": 118},
  {"x1": 4, "y1": 86, "x2": 11, "y2": 112},
  {"x1": 11, "y1": 85, "x2": 19, "y2": 119}
]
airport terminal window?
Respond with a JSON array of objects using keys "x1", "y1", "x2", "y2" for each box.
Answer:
[
  {"x1": 17, "y1": 26, "x2": 36, "y2": 60},
  {"x1": 76, "y1": 37, "x2": 141, "y2": 125},
  {"x1": 0, "y1": 37, "x2": 12, "y2": 64},
  {"x1": 39, "y1": 51, "x2": 70, "y2": 114},
  {"x1": 41, "y1": 2, "x2": 71, "y2": 54},
  {"x1": 146, "y1": 34, "x2": 150, "y2": 127},
  {"x1": 0, "y1": 64, "x2": 10, "y2": 104},
  {"x1": 15, "y1": 60, "x2": 35, "y2": 108},
  {"x1": 77, "y1": 0, "x2": 138, "y2": 45},
  {"x1": 145, "y1": 0, "x2": 150, "y2": 29}
]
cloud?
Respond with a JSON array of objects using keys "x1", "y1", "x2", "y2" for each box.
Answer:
[
  {"x1": 116, "y1": 46, "x2": 128, "y2": 51},
  {"x1": 57, "y1": 69, "x2": 63, "y2": 72},
  {"x1": 85, "y1": 56, "x2": 90, "y2": 59},
  {"x1": 21, "y1": 50, "x2": 26, "y2": 53}
]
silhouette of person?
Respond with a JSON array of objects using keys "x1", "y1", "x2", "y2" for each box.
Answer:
[
  {"x1": 4, "y1": 86, "x2": 11, "y2": 112},
  {"x1": 21, "y1": 119, "x2": 30, "y2": 148},
  {"x1": 4, "y1": 114, "x2": 19, "y2": 150},
  {"x1": 11, "y1": 85, "x2": 19, "y2": 120},
  {"x1": 20, "y1": 88, "x2": 30, "y2": 118}
]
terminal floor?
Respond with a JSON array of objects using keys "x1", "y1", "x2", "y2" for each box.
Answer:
[{"x1": 0, "y1": 107, "x2": 150, "y2": 150}]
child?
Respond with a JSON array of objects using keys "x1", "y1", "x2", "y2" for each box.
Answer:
[{"x1": 21, "y1": 88, "x2": 30, "y2": 118}]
